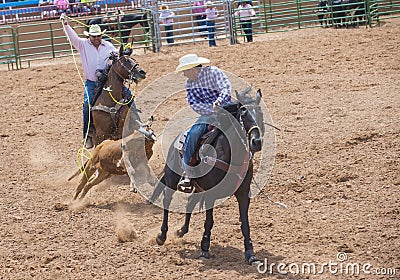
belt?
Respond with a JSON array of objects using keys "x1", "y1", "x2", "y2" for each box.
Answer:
[{"x1": 86, "y1": 79, "x2": 97, "y2": 83}]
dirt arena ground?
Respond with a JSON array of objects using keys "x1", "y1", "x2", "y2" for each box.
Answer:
[{"x1": 1, "y1": 18, "x2": 399, "y2": 279}]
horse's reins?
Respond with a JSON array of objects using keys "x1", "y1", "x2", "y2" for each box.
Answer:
[
  {"x1": 105, "y1": 56, "x2": 137, "y2": 106},
  {"x1": 251, "y1": 177, "x2": 287, "y2": 209}
]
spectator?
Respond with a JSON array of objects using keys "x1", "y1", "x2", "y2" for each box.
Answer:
[
  {"x1": 54, "y1": 0, "x2": 71, "y2": 15},
  {"x1": 205, "y1": 1, "x2": 218, "y2": 47},
  {"x1": 68, "y1": 0, "x2": 81, "y2": 14},
  {"x1": 159, "y1": 5, "x2": 175, "y2": 44},
  {"x1": 193, "y1": 0, "x2": 207, "y2": 35},
  {"x1": 39, "y1": 0, "x2": 57, "y2": 18},
  {"x1": 234, "y1": 1, "x2": 256, "y2": 42},
  {"x1": 80, "y1": 0, "x2": 100, "y2": 14}
]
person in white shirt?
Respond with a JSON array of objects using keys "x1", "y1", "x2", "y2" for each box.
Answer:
[
  {"x1": 60, "y1": 14, "x2": 136, "y2": 149},
  {"x1": 234, "y1": 1, "x2": 256, "y2": 42},
  {"x1": 159, "y1": 5, "x2": 175, "y2": 44},
  {"x1": 205, "y1": 1, "x2": 218, "y2": 47}
]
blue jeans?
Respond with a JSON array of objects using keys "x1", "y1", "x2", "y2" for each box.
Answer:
[
  {"x1": 83, "y1": 80, "x2": 97, "y2": 139},
  {"x1": 206, "y1": 21, "x2": 216, "y2": 47},
  {"x1": 183, "y1": 115, "x2": 214, "y2": 167}
]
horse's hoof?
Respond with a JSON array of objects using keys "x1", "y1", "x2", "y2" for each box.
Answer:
[
  {"x1": 199, "y1": 251, "x2": 210, "y2": 260},
  {"x1": 156, "y1": 234, "x2": 166, "y2": 245},
  {"x1": 176, "y1": 228, "x2": 187, "y2": 238},
  {"x1": 247, "y1": 255, "x2": 260, "y2": 265}
]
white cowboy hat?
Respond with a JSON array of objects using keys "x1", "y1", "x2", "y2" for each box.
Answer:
[
  {"x1": 206, "y1": 1, "x2": 213, "y2": 6},
  {"x1": 176, "y1": 54, "x2": 210, "y2": 72},
  {"x1": 83, "y1": 24, "x2": 106, "y2": 36}
]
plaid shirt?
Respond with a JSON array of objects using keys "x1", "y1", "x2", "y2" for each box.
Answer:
[{"x1": 186, "y1": 66, "x2": 232, "y2": 115}]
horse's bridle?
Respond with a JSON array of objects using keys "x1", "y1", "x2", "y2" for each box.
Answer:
[
  {"x1": 238, "y1": 105, "x2": 261, "y2": 138},
  {"x1": 112, "y1": 56, "x2": 138, "y2": 82}
]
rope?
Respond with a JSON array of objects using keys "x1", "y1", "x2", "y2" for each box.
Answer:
[
  {"x1": 61, "y1": 15, "x2": 98, "y2": 177},
  {"x1": 76, "y1": 147, "x2": 92, "y2": 180},
  {"x1": 103, "y1": 83, "x2": 136, "y2": 106},
  {"x1": 252, "y1": 177, "x2": 287, "y2": 209},
  {"x1": 62, "y1": 14, "x2": 132, "y2": 50}
]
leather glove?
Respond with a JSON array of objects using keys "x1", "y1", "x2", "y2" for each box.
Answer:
[{"x1": 60, "y1": 13, "x2": 66, "y2": 21}]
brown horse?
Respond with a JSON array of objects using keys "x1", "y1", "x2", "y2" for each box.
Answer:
[{"x1": 91, "y1": 46, "x2": 146, "y2": 146}]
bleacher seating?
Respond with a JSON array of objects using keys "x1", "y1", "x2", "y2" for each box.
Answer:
[{"x1": 0, "y1": 0, "x2": 141, "y2": 24}]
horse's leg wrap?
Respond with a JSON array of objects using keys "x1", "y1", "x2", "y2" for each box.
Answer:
[
  {"x1": 201, "y1": 233, "x2": 211, "y2": 252},
  {"x1": 156, "y1": 212, "x2": 168, "y2": 245}
]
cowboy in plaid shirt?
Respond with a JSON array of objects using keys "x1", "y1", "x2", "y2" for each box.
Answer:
[{"x1": 176, "y1": 54, "x2": 232, "y2": 191}]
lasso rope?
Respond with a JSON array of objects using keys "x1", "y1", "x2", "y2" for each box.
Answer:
[
  {"x1": 62, "y1": 15, "x2": 132, "y2": 49},
  {"x1": 103, "y1": 84, "x2": 136, "y2": 106}
]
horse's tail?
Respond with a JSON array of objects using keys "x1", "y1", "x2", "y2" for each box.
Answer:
[{"x1": 68, "y1": 160, "x2": 88, "y2": 181}]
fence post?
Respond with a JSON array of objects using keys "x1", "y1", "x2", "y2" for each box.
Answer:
[
  {"x1": 228, "y1": 0, "x2": 235, "y2": 45},
  {"x1": 49, "y1": 22, "x2": 55, "y2": 58},
  {"x1": 296, "y1": 0, "x2": 301, "y2": 29}
]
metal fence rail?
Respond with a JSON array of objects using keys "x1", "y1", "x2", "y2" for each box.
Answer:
[
  {"x1": 0, "y1": 10, "x2": 152, "y2": 69},
  {"x1": 0, "y1": 25, "x2": 18, "y2": 69},
  {"x1": 1, "y1": 0, "x2": 399, "y2": 70}
]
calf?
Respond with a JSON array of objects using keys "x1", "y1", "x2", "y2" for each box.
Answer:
[{"x1": 69, "y1": 124, "x2": 155, "y2": 200}]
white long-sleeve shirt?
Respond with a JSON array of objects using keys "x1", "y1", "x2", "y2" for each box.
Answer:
[
  {"x1": 234, "y1": 4, "x2": 256, "y2": 21},
  {"x1": 205, "y1": 7, "x2": 218, "y2": 20},
  {"x1": 159, "y1": 10, "x2": 175, "y2": 25},
  {"x1": 63, "y1": 24, "x2": 117, "y2": 81}
]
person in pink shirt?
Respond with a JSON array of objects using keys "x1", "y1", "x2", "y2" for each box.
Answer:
[
  {"x1": 54, "y1": 0, "x2": 70, "y2": 15},
  {"x1": 205, "y1": 1, "x2": 218, "y2": 47},
  {"x1": 60, "y1": 14, "x2": 136, "y2": 149},
  {"x1": 193, "y1": 0, "x2": 207, "y2": 34},
  {"x1": 159, "y1": 5, "x2": 175, "y2": 44},
  {"x1": 234, "y1": 1, "x2": 256, "y2": 42}
]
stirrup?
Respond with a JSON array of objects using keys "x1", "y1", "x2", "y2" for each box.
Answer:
[
  {"x1": 177, "y1": 178, "x2": 193, "y2": 193},
  {"x1": 84, "y1": 137, "x2": 93, "y2": 149}
]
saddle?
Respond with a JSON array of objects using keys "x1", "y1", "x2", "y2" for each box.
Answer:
[
  {"x1": 175, "y1": 102, "x2": 240, "y2": 165},
  {"x1": 175, "y1": 126, "x2": 220, "y2": 166}
]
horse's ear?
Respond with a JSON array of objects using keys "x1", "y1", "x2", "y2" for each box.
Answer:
[
  {"x1": 255, "y1": 89, "x2": 262, "y2": 105},
  {"x1": 235, "y1": 89, "x2": 244, "y2": 104},
  {"x1": 242, "y1": 86, "x2": 252, "y2": 97},
  {"x1": 119, "y1": 45, "x2": 124, "y2": 57},
  {"x1": 123, "y1": 45, "x2": 133, "y2": 56}
]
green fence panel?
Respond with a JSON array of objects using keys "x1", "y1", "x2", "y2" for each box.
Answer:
[
  {"x1": 232, "y1": 0, "x2": 400, "y2": 39},
  {"x1": 0, "y1": 26, "x2": 19, "y2": 70},
  {"x1": 12, "y1": 11, "x2": 154, "y2": 68}
]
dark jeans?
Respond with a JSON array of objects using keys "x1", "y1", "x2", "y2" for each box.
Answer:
[
  {"x1": 165, "y1": 25, "x2": 174, "y2": 44},
  {"x1": 196, "y1": 15, "x2": 207, "y2": 33},
  {"x1": 240, "y1": 20, "x2": 253, "y2": 42},
  {"x1": 206, "y1": 21, "x2": 216, "y2": 46}
]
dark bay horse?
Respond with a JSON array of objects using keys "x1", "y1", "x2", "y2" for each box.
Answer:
[
  {"x1": 87, "y1": 12, "x2": 150, "y2": 44},
  {"x1": 91, "y1": 46, "x2": 146, "y2": 146},
  {"x1": 154, "y1": 88, "x2": 264, "y2": 265}
]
